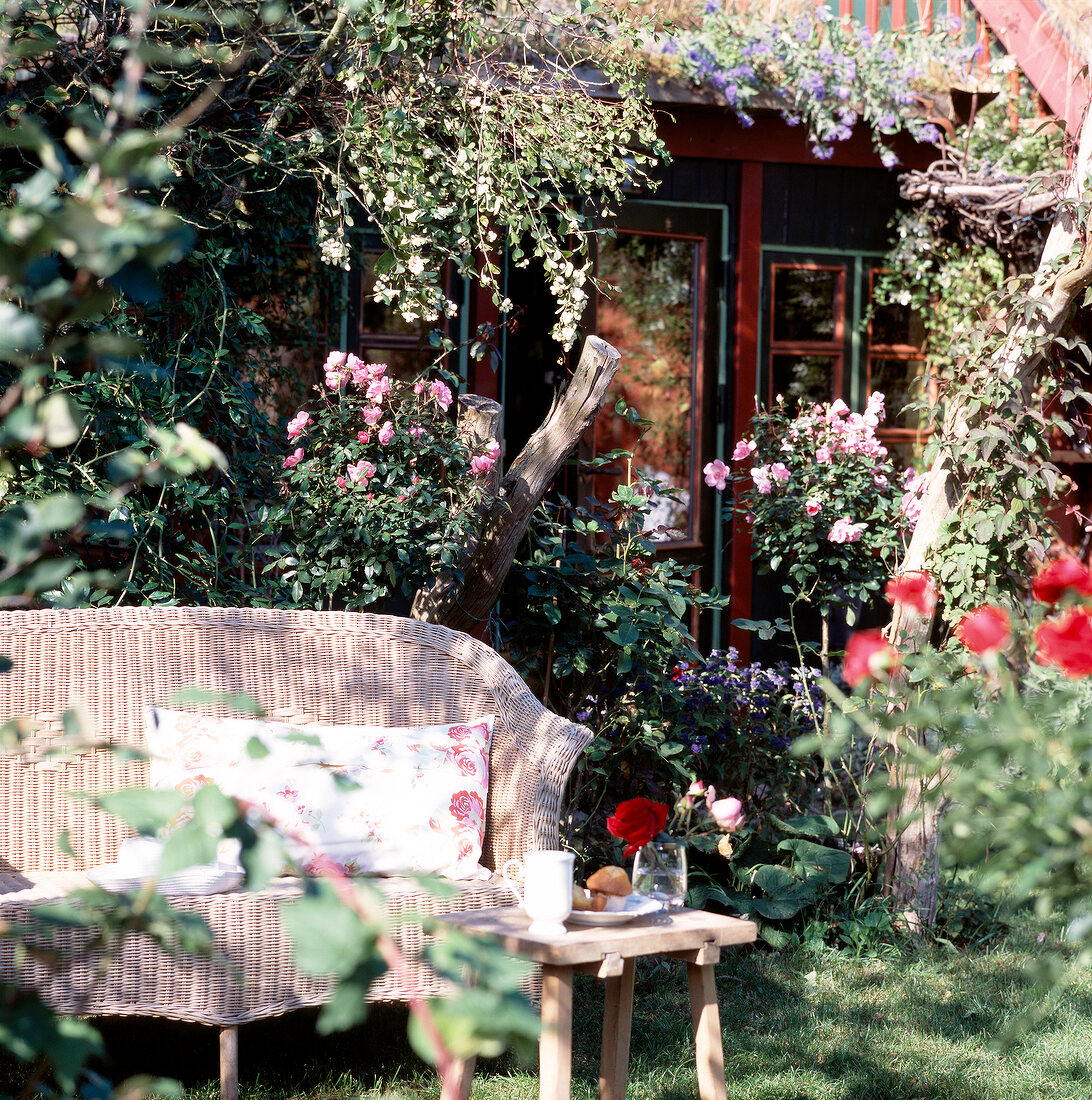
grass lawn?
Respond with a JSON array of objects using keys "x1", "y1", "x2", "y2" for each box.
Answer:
[{"x1": 78, "y1": 914, "x2": 1091, "y2": 1100}]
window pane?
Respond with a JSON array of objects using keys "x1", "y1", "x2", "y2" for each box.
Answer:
[
  {"x1": 771, "y1": 354, "x2": 836, "y2": 408},
  {"x1": 869, "y1": 357, "x2": 928, "y2": 430},
  {"x1": 871, "y1": 298, "x2": 926, "y2": 347},
  {"x1": 772, "y1": 268, "x2": 839, "y2": 342},
  {"x1": 594, "y1": 234, "x2": 698, "y2": 540},
  {"x1": 360, "y1": 344, "x2": 432, "y2": 380}
]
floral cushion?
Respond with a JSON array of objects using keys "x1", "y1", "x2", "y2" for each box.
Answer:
[{"x1": 146, "y1": 708, "x2": 494, "y2": 879}]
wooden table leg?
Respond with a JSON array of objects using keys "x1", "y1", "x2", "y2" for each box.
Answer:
[
  {"x1": 599, "y1": 957, "x2": 636, "y2": 1100},
  {"x1": 687, "y1": 963, "x2": 727, "y2": 1100},
  {"x1": 540, "y1": 964, "x2": 574, "y2": 1100}
]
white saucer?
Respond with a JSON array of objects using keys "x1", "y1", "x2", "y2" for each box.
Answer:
[{"x1": 565, "y1": 895, "x2": 663, "y2": 926}]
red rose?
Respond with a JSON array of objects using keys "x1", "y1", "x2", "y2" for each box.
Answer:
[
  {"x1": 842, "y1": 629, "x2": 898, "y2": 688},
  {"x1": 449, "y1": 790, "x2": 485, "y2": 825},
  {"x1": 1035, "y1": 605, "x2": 1092, "y2": 677},
  {"x1": 606, "y1": 797, "x2": 669, "y2": 858},
  {"x1": 1031, "y1": 556, "x2": 1092, "y2": 606},
  {"x1": 954, "y1": 605, "x2": 1011, "y2": 655},
  {"x1": 884, "y1": 571, "x2": 937, "y2": 616}
]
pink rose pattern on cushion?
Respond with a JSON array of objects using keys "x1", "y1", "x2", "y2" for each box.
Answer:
[{"x1": 147, "y1": 709, "x2": 495, "y2": 879}]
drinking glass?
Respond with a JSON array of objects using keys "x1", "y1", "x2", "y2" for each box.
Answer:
[{"x1": 631, "y1": 841, "x2": 687, "y2": 909}]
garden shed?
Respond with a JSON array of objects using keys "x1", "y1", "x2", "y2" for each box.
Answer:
[{"x1": 336, "y1": 0, "x2": 1090, "y2": 653}]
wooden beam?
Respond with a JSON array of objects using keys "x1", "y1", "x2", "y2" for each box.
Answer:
[
  {"x1": 727, "y1": 161, "x2": 763, "y2": 662},
  {"x1": 969, "y1": 0, "x2": 1091, "y2": 135}
]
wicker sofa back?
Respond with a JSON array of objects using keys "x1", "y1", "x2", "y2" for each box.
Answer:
[{"x1": 0, "y1": 607, "x2": 590, "y2": 1095}]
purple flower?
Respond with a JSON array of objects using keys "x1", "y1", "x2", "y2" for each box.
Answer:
[
  {"x1": 918, "y1": 123, "x2": 942, "y2": 145},
  {"x1": 880, "y1": 148, "x2": 899, "y2": 168},
  {"x1": 801, "y1": 71, "x2": 825, "y2": 98}
]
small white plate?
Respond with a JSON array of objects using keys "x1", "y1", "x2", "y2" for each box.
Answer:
[
  {"x1": 565, "y1": 895, "x2": 663, "y2": 926},
  {"x1": 87, "y1": 862, "x2": 244, "y2": 896}
]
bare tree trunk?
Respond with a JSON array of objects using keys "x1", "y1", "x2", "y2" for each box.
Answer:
[
  {"x1": 412, "y1": 335, "x2": 622, "y2": 633},
  {"x1": 885, "y1": 105, "x2": 1092, "y2": 927}
]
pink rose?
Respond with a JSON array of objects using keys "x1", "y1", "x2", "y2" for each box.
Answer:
[
  {"x1": 731, "y1": 439, "x2": 756, "y2": 461},
  {"x1": 282, "y1": 447, "x2": 304, "y2": 470},
  {"x1": 347, "y1": 353, "x2": 368, "y2": 385},
  {"x1": 471, "y1": 455, "x2": 495, "y2": 476},
  {"x1": 362, "y1": 405, "x2": 383, "y2": 426},
  {"x1": 703, "y1": 459, "x2": 730, "y2": 490},
  {"x1": 429, "y1": 379, "x2": 453, "y2": 411},
  {"x1": 815, "y1": 445, "x2": 833, "y2": 464},
  {"x1": 484, "y1": 439, "x2": 501, "y2": 459},
  {"x1": 377, "y1": 422, "x2": 395, "y2": 446},
  {"x1": 346, "y1": 460, "x2": 375, "y2": 485},
  {"x1": 770, "y1": 462, "x2": 790, "y2": 483},
  {"x1": 751, "y1": 466, "x2": 773, "y2": 495},
  {"x1": 805, "y1": 497, "x2": 821, "y2": 516},
  {"x1": 367, "y1": 375, "x2": 392, "y2": 404},
  {"x1": 357, "y1": 430, "x2": 370, "y2": 444},
  {"x1": 827, "y1": 517, "x2": 864, "y2": 544},
  {"x1": 286, "y1": 411, "x2": 311, "y2": 439},
  {"x1": 413, "y1": 380, "x2": 426, "y2": 394},
  {"x1": 709, "y1": 796, "x2": 745, "y2": 832}
]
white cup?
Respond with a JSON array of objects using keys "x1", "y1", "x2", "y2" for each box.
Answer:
[{"x1": 502, "y1": 850, "x2": 575, "y2": 936}]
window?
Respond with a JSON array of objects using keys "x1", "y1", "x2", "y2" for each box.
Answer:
[
  {"x1": 591, "y1": 230, "x2": 705, "y2": 541},
  {"x1": 767, "y1": 264, "x2": 845, "y2": 409},
  {"x1": 763, "y1": 252, "x2": 928, "y2": 464},
  {"x1": 345, "y1": 238, "x2": 464, "y2": 378}
]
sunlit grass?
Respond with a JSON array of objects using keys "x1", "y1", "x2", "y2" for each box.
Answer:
[{"x1": 74, "y1": 910, "x2": 1092, "y2": 1100}]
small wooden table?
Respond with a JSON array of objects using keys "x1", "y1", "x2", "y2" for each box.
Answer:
[{"x1": 438, "y1": 906, "x2": 757, "y2": 1100}]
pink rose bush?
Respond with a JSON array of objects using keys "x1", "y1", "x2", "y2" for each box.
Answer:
[
  {"x1": 272, "y1": 351, "x2": 501, "y2": 611},
  {"x1": 705, "y1": 392, "x2": 916, "y2": 615}
]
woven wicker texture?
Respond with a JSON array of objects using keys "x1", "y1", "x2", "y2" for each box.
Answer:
[{"x1": 0, "y1": 608, "x2": 590, "y2": 1025}]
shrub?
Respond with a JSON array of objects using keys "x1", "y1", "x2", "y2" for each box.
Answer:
[{"x1": 268, "y1": 353, "x2": 499, "y2": 611}]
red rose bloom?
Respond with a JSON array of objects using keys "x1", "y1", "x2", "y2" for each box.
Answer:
[
  {"x1": 953, "y1": 605, "x2": 1011, "y2": 655},
  {"x1": 1035, "y1": 605, "x2": 1092, "y2": 677},
  {"x1": 842, "y1": 629, "x2": 898, "y2": 688},
  {"x1": 885, "y1": 571, "x2": 938, "y2": 616},
  {"x1": 606, "y1": 797, "x2": 669, "y2": 858},
  {"x1": 1031, "y1": 556, "x2": 1092, "y2": 606}
]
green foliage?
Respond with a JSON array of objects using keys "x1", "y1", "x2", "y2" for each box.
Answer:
[
  {"x1": 831, "y1": 598, "x2": 1092, "y2": 985},
  {"x1": 310, "y1": 0, "x2": 665, "y2": 346},
  {"x1": 874, "y1": 210, "x2": 1007, "y2": 385},
  {"x1": 502, "y1": 468, "x2": 725, "y2": 857},
  {"x1": 268, "y1": 358, "x2": 496, "y2": 610},
  {"x1": 919, "y1": 303, "x2": 1087, "y2": 617},
  {"x1": 690, "y1": 812, "x2": 853, "y2": 947}
]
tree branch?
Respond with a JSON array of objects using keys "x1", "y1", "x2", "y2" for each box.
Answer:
[{"x1": 412, "y1": 335, "x2": 622, "y2": 632}]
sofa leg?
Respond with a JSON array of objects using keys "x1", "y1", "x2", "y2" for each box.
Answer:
[{"x1": 220, "y1": 1026, "x2": 239, "y2": 1100}]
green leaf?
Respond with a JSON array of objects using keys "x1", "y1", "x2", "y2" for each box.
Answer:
[
  {"x1": 768, "y1": 813, "x2": 840, "y2": 838},
  {"x1": 777, "y1": 839, "x2": 851, "y2": 885},
  {"x1": 89, "y1": 788, "x2": 185, "y2": 833}
]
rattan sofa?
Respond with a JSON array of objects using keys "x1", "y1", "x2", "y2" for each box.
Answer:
[{"x1": 0, "y1": 607, "x2": 591, "y2": 1098}]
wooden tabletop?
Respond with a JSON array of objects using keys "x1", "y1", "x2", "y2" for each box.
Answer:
[{"x1": 438, "y1": 905, "x2": 756, "y2": 966}]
